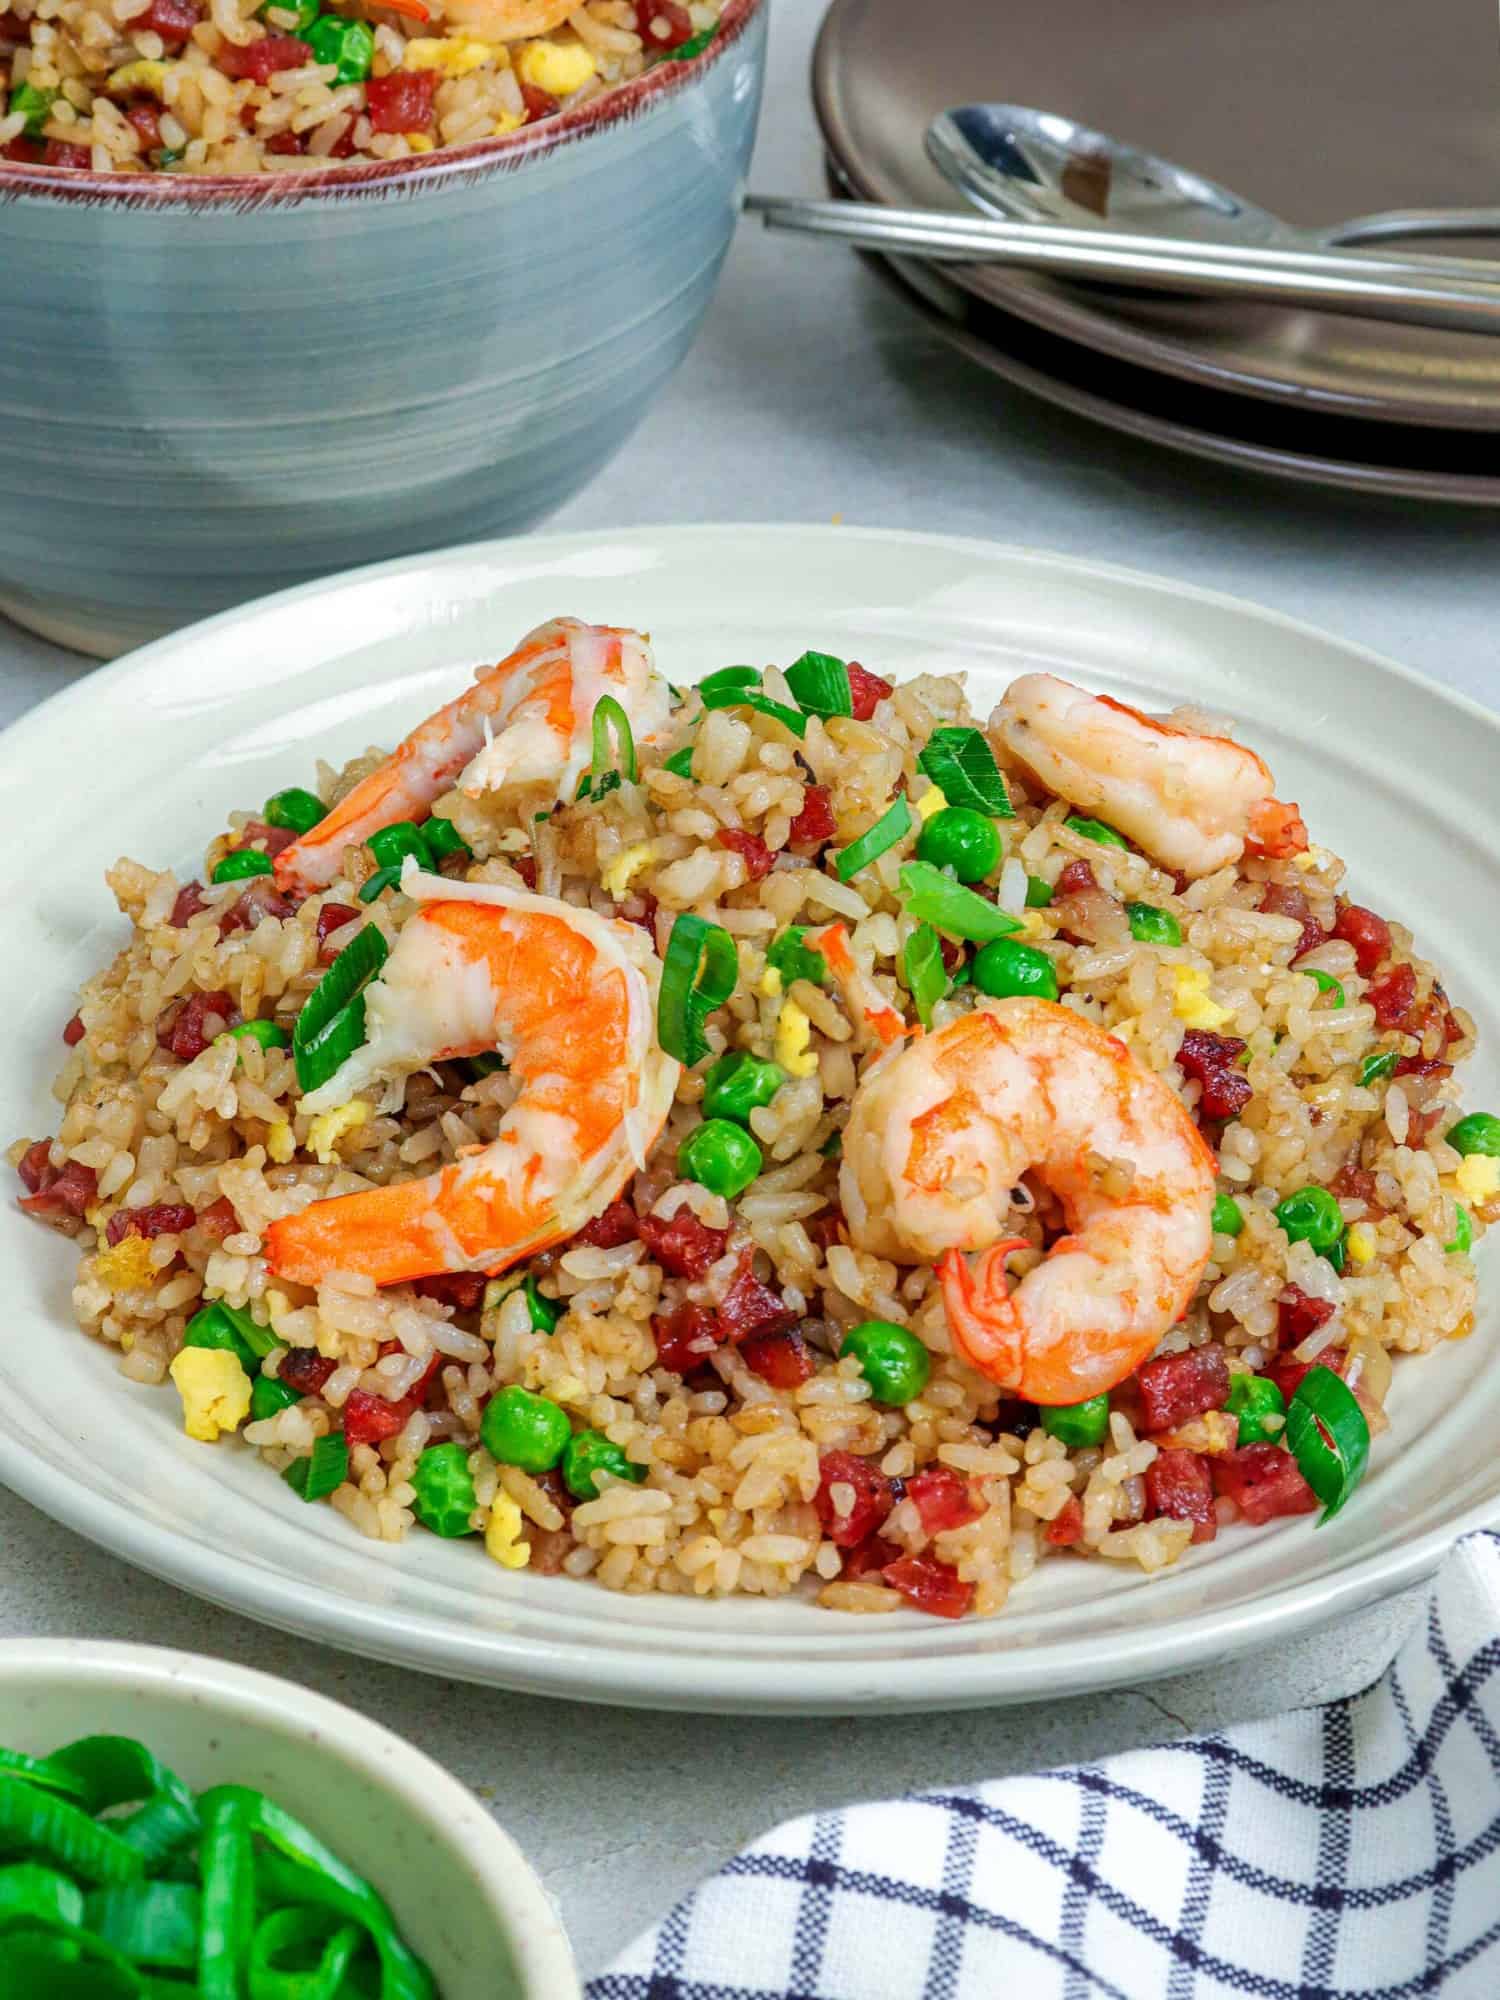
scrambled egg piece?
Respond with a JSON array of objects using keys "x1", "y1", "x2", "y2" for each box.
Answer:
[
  {"x1": 307, "y1": 1100, "x2": 370, "y2": 1165},
  {"x1": 169, "y1": 1348, "x2": 252, "y2": 1443},
  {"x1": 1345, "y1": 1222, "x2": 1378, "y2": 1267},
  {"x1": 914, "y1": 785, "x2": 948, "y2": 822},
  {"x1": 1455, "y1": 1154, "x2": 1500, "y2": 1206},
  {"x1": 404, "y1": 34, "x2": 501, "y2": 75},
  {"x1": 774, "y1": 999, "x2": 819, "y2": 1078},
  {"x1": 94, "y1": 1235, "x2": 156, "y2": 1293},
  {"x1": 1171, "y1": 966, "x2": 1233, "y2": 1032},
  {"x1": 405, "y1": 133, "x2": 435, "y2": 152},
  {"x1": 491, "y1": 110, "x2": 524, "y2": 134},
  {"x1": 758, "y1": 965, "x2": 783, "y2": 998},
  {"x1": 266, "y1": 1120, "x2": 296, "y2": 1165},
  {"x1": 485, "y1": 1492, "x2": 531, "y2": 1570},
  {"x1": 108, "y1": 58, "x2": 170, "y2": 94},
  {"x1": 600, "y1": 842, "x2": 653, "y2": 898},
  {"x1": 516, "y1": 36, "x2": 596, "y2": 97}
]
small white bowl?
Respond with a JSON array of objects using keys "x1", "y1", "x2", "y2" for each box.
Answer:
[{"x1": 0, "y1": 1639, "x2": 579, "y2": 2000}]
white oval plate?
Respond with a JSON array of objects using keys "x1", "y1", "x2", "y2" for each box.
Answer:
[{"x1": 1, "y1": 526, "x2": 1495, "y2": 1712}]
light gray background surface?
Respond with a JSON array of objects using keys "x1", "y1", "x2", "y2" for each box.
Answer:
[{"x1": 0, "y1": 1, "x2": 1490, "y2": 1977}]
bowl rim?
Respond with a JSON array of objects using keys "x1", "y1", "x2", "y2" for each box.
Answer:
[
  {"x1": 0, "y1": 1635, "x2": 582, "y2": 2000},
  {"x1": 0, "y1": 0, "x2": 761, "y2": 210}
]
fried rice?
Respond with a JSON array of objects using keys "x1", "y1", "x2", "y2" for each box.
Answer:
[
  {"x1": 0, "y1": 0, "x2": 719, "y2": 174},
  {"x1": 12, "y1": 646, "x2": 1486, "y2": 1621}
]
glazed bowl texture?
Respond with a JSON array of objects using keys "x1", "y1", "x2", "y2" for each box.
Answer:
[
  {"x1": 0, "y1": 1637, "x2": 582, "y2": 1999},
  {"x1": 0, "y1": 0, "x2": 766, "y2": 657}
]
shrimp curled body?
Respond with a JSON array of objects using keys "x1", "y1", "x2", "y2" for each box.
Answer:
[
  {"x1": 275, "y1": 617, "x2": 669, "y2": 896},
  {"x1": 994, "y1": 673, "x2": 1307, "y2": 880},
  {"x1": 841, "y1": 998, "x2": 1217, "y2": 1405},
  {"x1": 265, "y1": 874, "x2": 680, "y2": 1290}
]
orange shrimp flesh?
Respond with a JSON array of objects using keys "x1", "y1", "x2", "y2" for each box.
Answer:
[
  {"x1": 805, "y1": 922, "x2": 909, "y2": 1049},
  {"x1": 265, "y1": 876, "x2": 679, "y2": 1290},
  {"x1": 841, "y1": 999, "x2": 1217, "y2": 1405},
  {"x1": 275, "y1": 618, "x2": 667, "y2": 896}
]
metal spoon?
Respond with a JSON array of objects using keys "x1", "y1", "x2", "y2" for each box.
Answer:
[{"x1": 926, "y1": 103, "x2": 1500, "y2": 251}]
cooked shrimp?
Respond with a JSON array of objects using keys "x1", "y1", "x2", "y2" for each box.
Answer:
[
  {"x1": 265, "y1": 873, "x2": 679, "y2": 1289},
  {"x1": 275, "y1": 618, "x2": 669, "y2": 895},
  {"x1": 805, "y1": 922, "x2": 908, "y2": 1049},
  {"x1": 993, "y1": 673, "x2": 1307, "y2": 880},
  {"x1": 441, "y1": 0, "x2": 574, "y2": 37},
  {"x1": 840, "y1": 998, "x2": 1216, "y2": 1405}
]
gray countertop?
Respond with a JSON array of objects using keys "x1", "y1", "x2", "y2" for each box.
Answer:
[{"x1": 0, "y1": 0, "x2": 1489, "y2": 1978}]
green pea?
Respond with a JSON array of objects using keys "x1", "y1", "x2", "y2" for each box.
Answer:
[
  {"x1": 212, "y1": 849, "x2": 274, "y2": 883},
  {"x1": 422, "y1": 815, "x2": 471, "y2": 862},
  {"x1": 9, "y1": 81, "x2": 56, "y2": 137},
  {"x1": 263, "y1": 786, "x2": 324, "y2": 835},
  {"x1": 765, "y1": 926, "x2": 829, "y2": 988},
  {"x1": 1446, "y1": 1112, "x2": 1500, "y2": 1157},
  {"x1": 222, "y1": 1019, "x2": 289, "y2": 1051},
  {"x1": 1211, "y1": 1193, "x2": 1245, "y2": 1239},
  {"x1": 1446, "y1": 1203, "x2": 1474, "y2": 1256},
  {"x1": 306, "y1": 12, "x2": 374, "y2": 80},
  {"x1": 562, "y1": 1429, "x2": 645, "y2": 1502},
  {"x1": 915, "y1": 806, "x2": 1002, "y2": 884},
  {"x1": 367, "y1": 821, "x2": 429, "y2": 871},
  {"x1": 971, "y1": 937, "x2": 1059, "y2": 1001},
  {"x1": 480, "y1": 1385, "x2": 571, "y2": 1474},
  {"x1": 1066, "y1": 816, "x2": 1128, "y2": 850},
  {"x1": 1225, "y1": 1373, "x2": 1285, "y2": 1447},
  {"x1": 1040, "y1": 1395, "x2": 1110, "y2": 1448},
  {"x1": 1025, "y1": 876, "x2": 1054, "y2": 908},
  {"x1": 840, "y1": 1319, "x2": 931, "y2": 1406},
  {"x1": 1274, "y1": 1184, "x2": 1346, "y2": 1258},
  {"x1": 410, "y1": 1441, "x2": 478, "y2": 1538},
  {"x1": 678, "y1": 1119, "x2": 762, "y2": 1199},
  {"x1": 1126, "y1": 902, "x2": 1182, "y2": 947},
  {"x1": 702, "y1": 1049, "x2": 785, "y2": 1126},
  {"x1": 251, "y1": 1372, "x2": 303, "y2": 1422}
]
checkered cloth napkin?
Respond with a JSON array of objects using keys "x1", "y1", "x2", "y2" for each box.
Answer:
[{"x1": 587, "y1": 1530, "x2": 1500, "y2": 1999}]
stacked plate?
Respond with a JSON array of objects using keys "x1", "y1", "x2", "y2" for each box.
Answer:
[{"x1": 814, "y1": 0, "x2": 1500, "y2": 501}]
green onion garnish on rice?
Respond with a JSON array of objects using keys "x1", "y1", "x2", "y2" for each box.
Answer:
[
  {"x1": 662, "y1": 744, "x2": 696, "y2": 779},
  {"x1": 1303, "y1": 970, "x2": 1345, "y2": 1008},
  {"x1": 1359, "y1": 1051, "x2": 1397, "y2": 1087},
  {"x1": 917, "y1": 727, "x2": 1014, "y2": 818},
  {"x1": 590, "y1": 695, "x2": 638, "y2": 790},
  {"x1": 657, "y1": 913, "x2": 738, "y2": 1065},
  {"x1": 1285, "y1": 1364, "x2": 1370, "y2": 1523},
  {"x1": 283, "y1": 1432, "x2": 349, "y2": 1503},
  {"x1": 784, "y1": 650, "x2": 852, "y2": 719},
  {"x1": 901, "y1": 923, "x2": 947, "y2": 1028},
  {"x1": 835, "y1": 794, "x2": 912, "y2": 881},
  {"x1": 897, "y1": 861, "x2": 1025, "y2": 942},
  {"x1": 293, "y1": 925, "x2": 389, "y2": 1095},
  {"x1": 696, "y1": 667, "x2": 807, "y2": 737}
]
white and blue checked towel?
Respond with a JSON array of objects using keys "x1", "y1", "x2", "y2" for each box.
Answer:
[{"x1": 588, "y1": 1530, "x2": 1500, "y2": 1999}]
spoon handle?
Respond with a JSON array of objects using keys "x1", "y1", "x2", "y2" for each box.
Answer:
[{"x1": 745, "y1": 194, "x2": 1500, "y2": 338}]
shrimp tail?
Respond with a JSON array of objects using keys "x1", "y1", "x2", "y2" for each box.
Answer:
[
  {"x1": 1245, "y1": 796, "x2": 1308, "y2": 859},
  {"x1": 937, "y1": 1239, "x2": 1031, "y2": 1388}
]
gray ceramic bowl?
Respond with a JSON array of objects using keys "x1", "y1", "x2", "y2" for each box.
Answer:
[
  {"x1": 0, "y1": 1, "x2": 765, "y2": 658},
  {"x1": 0, "y1": 1637, "x2": 581, "y2": 1998}
]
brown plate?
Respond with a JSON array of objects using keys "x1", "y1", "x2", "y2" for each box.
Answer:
[
  {"x1": 864, "y1": 240, "x2": 1500, "y2": 503},
  {"x1": 815, "y1": 0, "x2": 1500, "y2": 429}
]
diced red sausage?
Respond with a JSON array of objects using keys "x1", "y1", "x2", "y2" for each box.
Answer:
[
  {"x1": 170, "y1": 881, "x2": 209, "y2": 928},
  {"x1": 1056, "y1": 858, "x2": 1097, "y2": 896},
  {"x1": 1145, "y1": 1447, "x2": 1217, "y2": 1544},
  {"x1": 518, "y1": 79, "x2": 559, "y2": 121},
  {"x1": 156, "y1": 991, "x2": 235, "y2": 1061},
  {"x1": 125, "y1": 102, "x2": 162, "y2": 152},
  {"x1": 907, "y1": 1463, "x2": 984, "y2": 1536},
  {"x1": 44, "y1": 140, "x2": 90, "y2": 167},
  {"x1": 1137, "y1": 1344, "x2": 1230, "y2": 1433},
  {"x1": 787, "y1": 785, "x2": 836, "y2": 850},
  {"x1": 1261, "y1": 1349, "x2": 1345, "y2": 1409},
  {"x1": 1212, "y1": 1443, "x2": 1318, "y2": 1525},
  {"x1": 277, "y1": 1348, "x2": 337, "y2": 1395},
  {"x1": 633, "y1": 0, "x2": 693, "y2": 50},
  {"x1": 1044, "y1": 1494, "x2": 1084, "y2": 1547},
  {"x1": 846, "y1": 663, "x2": 893, "y2": 721},
  {"x1": 716, "y1": 828, "x2": 775, "y2": 881},
  {"x1": 813, "y1": 1450, "x2": 895, "y2": 1548},
  {"x1": 739, "y1": 1327, "x2": 815, "y2": 1389},
  {"x1": 1367, "y1": 963, "x2": 1418, "y2": 1031},
  {"x1": 413, "y1": 1272, "x2": 487, "y2": 1311},
  {"x1": 364, "y1": 67, "x2": 437, "y2": 134},
  {"x1": 104, "y1": 1202, "x2": 195, "y2": 1246},
  {"x1": 841, "y1": 1532, "x2": 902, "y2": 1579},
  {"x1": 216, "y1": 32, "x2": 311, "y2": 81},
  {"x1": 572, "y1": 1199, "x2": 638, "y2": 1250},
  {"x1": 636, "y1": 1207, "x2": 728, "y2": 1280},
  {"x1": 1259, "y1": 882, "x2": 1326, "y2": 963},
  {"x1": 1176, "y1": 1031, "x2": 1252, "y2": 1121},
  {"x1": 17, "y1": 1159, "x2": 98, "y2": 1228},
  {"x1": 717, "y1": 1254, "x2": 799, "y2": 1343},
  {"x1": 196, "y1": 1196, "x2": 239, "y2": 1240},
  {"x1": 63, "y1": 1013, "x2": 85, "y2": 1047},
  {"x1": 315, "y1": 903, "x2": 361, "y2": 962},
  {"x1": 1333, "y1": 903, "x2": 1391, "y2": 977},
  {"x1": 882, "y1": 1551, "x2": 974, "y2": 1619},
  {"x1": 141, "y1": 0, "x2": 199, "y2": 46},
  {"x1": 651, "y1": 1302, "x2": 722, "y2": 1374},
  {"x1": 1276, "y1": 1284, "x2": 1336, "y2": 1348},
  {"x1": 17, "y1": 1140, "x2": 54, "y2": 1194}
]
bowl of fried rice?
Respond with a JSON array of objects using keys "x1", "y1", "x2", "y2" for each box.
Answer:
[
  {"x1": 1, "y1": 526, "x2": 1496, "y2": 1711},
  {"x1": 0, "y1": 0, "x2": 765, "y2": 657}
]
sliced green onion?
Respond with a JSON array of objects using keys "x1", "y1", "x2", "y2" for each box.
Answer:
[
  {"x1": 1025, "y1": 875, "x2": 1054, "y2": 908},
  {"x1": 697, "y1": 666, "x2": 760, "y2": 698},
  {"x1": 898, "y1": 861, "x2": 1025, "y2": 942},
  {"x1": 696, "y1": 667, "x2": 807, "y2": 736},
  {"x1": 662, "y1": 745, "x2": 696, "y2": 779},
  {"x1": 1445, "y1": 1203, "x2": 1473, "y2": 1256},
  {"x1": 184, "y1": 1300, "x2": 276, "y2": 1376},
  {"x1": 590, "y1": 694, "x2": 638, "y2": 789},
  {"x1": 765, "y1": 926, "x2": 829, "y2": 988},
  {"x1": 649, "y1": 20, "x2": 716, "y2": 59},
  {"x1": 835, "y1": 794, "x2": 912, "y2": 881},
  {"x1": 421, "y1": 815, "x2": 470, "y2": 862},
  {"x1": 84, "y1": 1880, "x2": 200, "y2": 1969},
  {"x1": 0, "y1": 1780, "x2": 145, "y2": 1886},
  {"x1": 9, "y1": 79, "x2": 58, "y2": 137},
  {"x1": 251, "y1": 1373, "x2": 302, "y2": 1423},
  {"x1": 901, "y1": 924, "x2": 948, "y2": 1028},
  {"x1": 1066, "y1": 815, "x2": 1128, "y2": 849},
  {"x1": 293, "y1": 925, "x2": 388, "y2": 1096},
  {"x1": 524, "y1": 1272, "x2": 559, "y2": 1334},
  {"x1": 784, "y1": 650, "x2": 852, "y2": 718},
  {"x1": 249, "y1": 1904, "x2": 362, "y2": 1998},
  {"x1": 658, "y1": 913, "x2": 738, "y2": 1065},
  {"x1": 916, "y1": 727, "x2": 1014, "y2": 818},
  {"x1": 1359, "y1": 1051, "x2": 1397, "y2": 1087},
  {"x1": 0, "y1": 1861, "x2": 85, "y2": 1928},
  {"x1": 1303, "y1": 970, "x2": 1345, "y2": 1008},
  {"x1": 0, "y1": 1748, "x2": 92, "y2": 1804},
  {"x1": 283, "y1": 1433, "x2": 348, "y2": 1503},
  {"x1": 357, "y1": 864, "x2": 402, "y2": 905},
  {"x1": 1285, "y1": 1364, "x2": 1370, "y2": 1523},
  {"x1": 465, "y1": 1052, "x2": 507, "y2": 1079}
]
